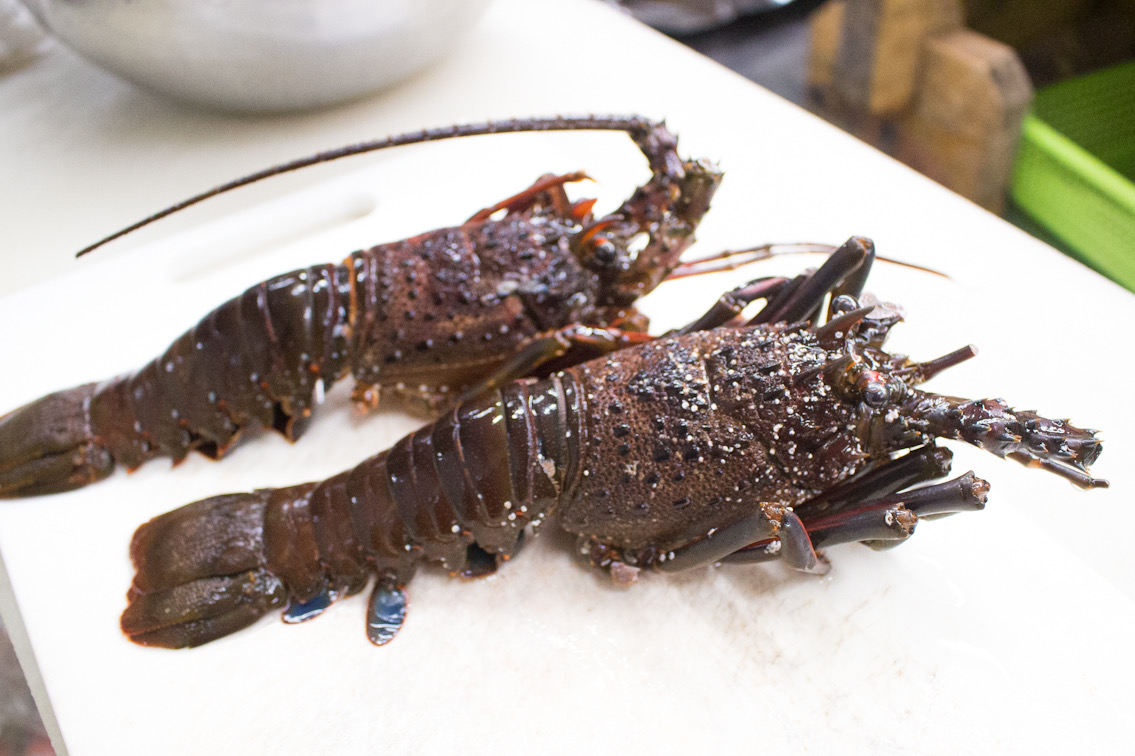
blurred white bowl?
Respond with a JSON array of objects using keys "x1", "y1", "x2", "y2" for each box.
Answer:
[{"x1": 18, "y1": 0, "x2": 493, "y2": 111}]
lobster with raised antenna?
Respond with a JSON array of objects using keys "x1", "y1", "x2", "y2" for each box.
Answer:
[
  {"x1": 119, "y1": 239, "x2": 1106, "y2": 649},
  {"x1": 2, "y1": 115, "x2": 830, "y2": 498}
]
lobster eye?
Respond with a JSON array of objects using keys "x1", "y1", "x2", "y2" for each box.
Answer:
[
  {"x1": 591, "y1": 239, "x2": 619, "y2": 267},
  {"x1": 862, "y1": 380, "x2": 890, "y2": 408},
  {"x1": 829, "y1": 295, "x2": 860, "y2": 316}
]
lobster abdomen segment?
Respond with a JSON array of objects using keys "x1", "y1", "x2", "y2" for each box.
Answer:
[
  {"x1": 124, "y1": 262, "x2": 354, "y2": 454},
  {"x1": 122, "y1": 374, "x2": 584, "y2": 647},
  {"x1": 0, "y1": 263, "x2": 354, "y2": 497}
]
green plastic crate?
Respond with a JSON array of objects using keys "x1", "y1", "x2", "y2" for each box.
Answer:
[{"x1": 1011, "y1": 61, "x2": 1135, "y2": 291}]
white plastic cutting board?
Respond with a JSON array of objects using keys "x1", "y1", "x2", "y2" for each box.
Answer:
[{"x1": 1, "y1": 1, "x2": 1133, "y2": 754}]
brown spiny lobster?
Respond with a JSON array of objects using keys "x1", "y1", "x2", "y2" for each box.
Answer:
[
  {"x1": 119, "y1": 239, "x2": 1107, "y2": 648},
  {"x1": 1, "y1": 115, "x2": 818, "y2": 498}
]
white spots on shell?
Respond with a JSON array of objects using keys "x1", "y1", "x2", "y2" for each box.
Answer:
[{"x1": 628, "y1": 232, "x2": 650, "y2": 255}]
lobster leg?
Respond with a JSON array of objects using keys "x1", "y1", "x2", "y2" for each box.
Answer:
[
  {"x1": 717, "y1": 449, "x2": 949, "y2": 566},
  {"x1": 799, "y1": 445, "x2": 953, "y2": 516},
  {"x1": 806, "y1": 472, "x2": 989, "y2": 552},
  {"x1": 654, "y1": 506, "x2": 780, "y2": 573},
  {"x1": 670, "y1": 277, "x2": 792, "y2": 336},
  {"x1": 777, "y1": 511, "x2": 831, "y2": 574},
  {"x1": 456, "y1": 325, "x2": 653, "y2": 403},
  {"x1": 710, "y1": 446, "x2": 957, "y2": 567},
  {"x1": 750, "y1": 236, "x2": 875, "y2": 325},
  {"x1": 465, "y1": 172, "x2": 589, "y2": 222},
  {"x1": 720, "y1": 471, "x2": 989, "y2": 564},
  {"x1": 653, "y1": 504, "x2": 829, "y2": 575},
  {"x1": 665, "y1": 235, "x2": 877, "y2": 342}
]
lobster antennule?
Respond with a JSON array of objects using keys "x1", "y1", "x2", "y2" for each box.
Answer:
[
  {"x1": 903, "y1": 394, "x2": 1107, "y2": 490},
  {"x1": 898, "y1": 344, "x2": 979, "y2": 384}
]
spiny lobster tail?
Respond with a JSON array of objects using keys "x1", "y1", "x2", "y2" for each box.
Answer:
[
  {"x1": 898, "y1": 345, "x2": 979, "y2": 385},
  {"x1": 0, "y1": 262, "x2": 354, "y2": 498},
  {"x1": 902, "y1": 394, "x2": 1107, "y2": 489}
]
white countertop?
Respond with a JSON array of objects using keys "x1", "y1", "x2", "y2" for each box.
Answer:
[{"x1": 2, "y1": 1, "x2": 1133, "y2": 754}]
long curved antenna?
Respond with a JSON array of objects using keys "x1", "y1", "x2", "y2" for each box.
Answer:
[
  {"x1": 77, "y1": 115, "x2": 664, "y2": 258},
  {"x1": 669, "y1": 243, "x2": 949, "y2": 280}
]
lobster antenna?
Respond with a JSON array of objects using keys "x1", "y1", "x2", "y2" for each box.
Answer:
[
  {"x1": 669, "y1": 244, "x2": 949, "y2": 280},
  {"x1": 76, "y1": 115, "x2": 664, "y2": 258}
]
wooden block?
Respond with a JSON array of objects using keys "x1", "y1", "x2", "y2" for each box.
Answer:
[
  {"x1": 915, "y1": 29, "x2": 1033, "y2": 139},
  {"x1": 807, "y1": 0, "x2": 846, "y2": 95},
  {"x1": 896, "y1": 29, "x2": 1034, "y2": 212},
  {"x1": 833, "y1": 0, "x2": 964, "y2": 116}
]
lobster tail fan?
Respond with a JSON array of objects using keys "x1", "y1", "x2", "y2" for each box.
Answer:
[
  {"x1": 0, "y1": 384, "x2": 115, "y2": 498},
  {"x1": 121, "y1": 491, "x2": 286, "y2": 648}
]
